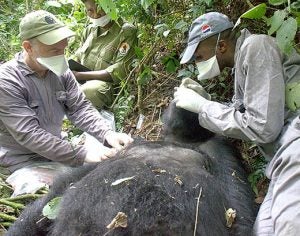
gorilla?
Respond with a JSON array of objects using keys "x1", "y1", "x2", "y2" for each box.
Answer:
[{"x1": 6, "y1": 101, "x2": 257, "y2": 236}]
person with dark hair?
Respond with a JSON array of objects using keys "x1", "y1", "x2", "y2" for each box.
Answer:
[
  {"x1": 72, "y1": 0, "x2": 138, "y2": 109},
  {"x1": 174, "y1": 12, "x2": 300, "y2": 235},
  {"x1": 0, "y1": 10, "x2": 133, "y2": 196}
]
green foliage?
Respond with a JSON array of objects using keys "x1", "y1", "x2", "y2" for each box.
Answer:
[
  {"x1": 141, "y1": 0, "x2": 156, "y2": 11},
  {"x1": 95, "y1": 0, "x2": 118, "y2": 21},
  {"x1": 239, "y1": 1, "x2": 299, "y2": 54},
  {"x1": 177, "y1": 64, "x2": 198, "y2": 79},
  {"x1": 248, "y1": 156, "x2": 267, "y2": 196},
  {"x1": 285, "y1": 81, "x2": 300, "y2": 111},
  {"x1": 0, "y1": 0, "x2": 86, "y2": 61},
  {"x1": 161, "y1": 52, "x2": 180, "y2": 73},
  {"x1": 42, "y1": 197, "x2": 62, "y2": 220},
  {"x1": 138, "y1": 66, "x2": 153, "y2": 86},
  {"x1": 112, "y1": 94, "x2": 135, "y2": 132},
  {"x1": 241, "y1": 3, "x2": 267, "y2": 19},
  {"x1": 62, "y1": 119, "x2": 83, "y2": 140}
]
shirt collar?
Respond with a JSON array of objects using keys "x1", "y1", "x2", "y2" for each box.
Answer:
[
  {"x1": 15, "y1": 51, "x2": 36, "y2": 76},
  {"x1": 97, "y1": 19, "x2": 122, "y2": 37}
]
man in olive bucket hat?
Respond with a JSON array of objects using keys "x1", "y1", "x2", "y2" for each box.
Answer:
[
  {"x1": 174, "y1": 12, "x2": 300, "y2": 235},
  {"x1": 0, "y1": 10, "x2": 133, "y2": 196}
]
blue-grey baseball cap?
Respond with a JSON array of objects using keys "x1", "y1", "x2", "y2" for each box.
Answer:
[{"x1": 180, "y1": 12, "x2": 234, "y2": 64}]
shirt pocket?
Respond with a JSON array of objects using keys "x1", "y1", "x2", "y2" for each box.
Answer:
[
  {"x1": 55, "y1": 91, "x2": 68, "y2": 110},
  {"x1": 28, "y1": 99, "x2": 40, "y2": 116},
  {"x1": 97, "y1": 45, "x2": 117, "y2": 67}
]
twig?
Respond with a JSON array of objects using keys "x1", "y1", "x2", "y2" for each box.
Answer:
[
  {"x1": 0, "y1": 199, "x2": 25, "y2": 210},
  {"x1": 0, "y1": 213, "x2": 17, "y2": 222},
  {"x1": 137, "y1": 38, "x2": 163, "y2": 113},
  {"x1": 111, "y1": 38, "x2": 163, "y2": 111},
  {"x1": 103, "y1": 229, "x2": 113, "y2": 236},
  {"x1": 0, "y1": 182, "x2": 13, "y2": 191},
  {"x1": 245, "y1": 0, "x2": 254, "y2": 8},
  {"x1": 150, "y1": 106, "x2": 157, "y2": 123},
  {"x1": 155, "y1": 126, "x2": 162, "y2": 141},
  {"x1": 0, "y1": 221, "x2": 12, "y2": 227},
  {"x1": 142, "y1": 74, "x2": 173, "y2": 103},
  {"x1": 110, "y1": 67, "x2": 136, "y2": 109},
  {"x1": 193, "y1": 187, "x2": 203, "y2": 236},
  {"x1": 2, "y1": 193, "x2": 44, "y2": 202}
]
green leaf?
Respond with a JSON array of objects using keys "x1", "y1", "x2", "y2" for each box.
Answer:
[
  {"x1": 177, "y1": 69, "x2": 193, "y2": 78},
  {"x1": 42, "y1": 197, "x2": 62, "y2": 220},
  {"x1": 241, "y1": 3, "x2": 267, "y2": 19},
  {"x1": 268, "y1": 10, "x2": 288, "y2": 35},
  {"x1": 45, "y1": 1, "x2": 62, "y2": 8},
  {"x1": 276, "y1": 17, "x2": 297, "y2": 54},
  {"x1": 297, "y1": 16, "x2": 300, "y2": 25},
  {"x1": 291, "y1": 0, "x2": 300, "y2": 10},
  {"x1": 268, "y1": 0, "x2": 288, "y2": 6},
  {"x1": 174, "y1": 20, "x2": 188, "y2": 31},
  {"x1": 286, "y1": 82, "x2": 300, "y2": 111},
  {"x1": 137, "y1": 66, "x2": 152, "y2": 85},
  {"x1": 166, "y1": 58, "x2": 180, "y2": 73},
  {"x1": 203, "y1": 0, "x2": 213, "y2": 7},
  {"x1": 134, "y1": 46, "x2": 144, "y2": 60},
  {"x1": 95, "y1": 0, "x2": 118, "y2": 21},
  {"x1": 154, "y1": 23, "x2": 169, "y2": 37},
  {"x1": 141, "y1": 0, "x2": 155, "y2": 11}
]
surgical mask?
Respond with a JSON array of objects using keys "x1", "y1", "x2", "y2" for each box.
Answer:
[
  {"x1": 196, "y1": 55, "x2": 220, "y2": 81},
  {"x1": 196, "y1": 33, "x2": 221, "y2": 81},
  {"x1": 89, "y1": 15, "x2": 111, "y2": 27},
  {"x1": 37, "y1": 54, "x2": 69, "y2": 77}
]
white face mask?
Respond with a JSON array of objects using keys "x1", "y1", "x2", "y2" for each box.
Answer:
[
  {"x1": 37, "y1": 54, "x2": 69, "y2": 77},
  {"x1": 196, "y1": 55, "x2": 220, "y2": 81},
  {"x1": 196, "y1": 33, "x2": 221, "y2": 81},
  {"x1": 89, "y1": 15, "x2": 111, "y2": 27}
]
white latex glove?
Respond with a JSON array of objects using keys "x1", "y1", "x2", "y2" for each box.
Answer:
[
  {"x1": 104, "y1": 131, "x2": 133, "y2": 151},
  {"x1": 180, "y1": 78, "x2": 211, "y2": 100},
  {"x1": 84, "y1": 145, "x2": 117, "y2": 163},
  {"x1": 173, "y1": 86, "x2": 208, "y2": 113}
]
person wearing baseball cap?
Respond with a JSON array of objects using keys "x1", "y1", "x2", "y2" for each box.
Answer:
[
  {"x1": 0, "y1": 10, "x2": 133, "y2": 196},
  {"x1": 18, "y1": 10, "x2": 76, "y2": 77},
  {"x1": 174, "y1": 12, "x2": 300, "y2": 235}
]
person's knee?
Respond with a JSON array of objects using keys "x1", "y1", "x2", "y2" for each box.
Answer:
[
  {"x1": 82, "y1": 83, "x2": 113, "y2": 109},
  {"x1": 274, "y1": 219, "x2": 300, "y2": 236},
  {"x1": 274, "y1": 210, "x2": 300, "y2": 236}
]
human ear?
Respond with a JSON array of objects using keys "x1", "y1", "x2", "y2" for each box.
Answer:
[
  {"x1": 22, "y1": 41, "x2": 34, "y2": 54},
  {"x1": 217, "y1": 40, "x2": 227, "y2": 54}
]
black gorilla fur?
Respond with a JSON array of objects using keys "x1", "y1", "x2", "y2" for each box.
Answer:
[{"x1": 7, "y1": 101, "x2": 257, "y2": 236}]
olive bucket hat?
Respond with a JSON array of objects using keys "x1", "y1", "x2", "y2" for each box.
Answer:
[
  {"x1": 19, "y1": 10, "x2": 75, "y2": 45},
  {"x1": 180, "y1": 12, "x2": 234, "y2": 64}
]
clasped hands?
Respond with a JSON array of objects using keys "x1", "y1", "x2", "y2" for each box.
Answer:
[{"x1": 173, "y1": 78, "x2": 211, "y2": 113}]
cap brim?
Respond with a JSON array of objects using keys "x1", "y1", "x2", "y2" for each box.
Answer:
[
  {"x1": 36, "y1": 26, "x2": 75, "y2": 45},
  {"x1": 180, "y1": 42, "x2": 199, "y2": 64}
]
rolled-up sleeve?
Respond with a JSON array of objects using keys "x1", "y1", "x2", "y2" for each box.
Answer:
[{"x1": 198, "y1": 35, "x2": 285, "y2": 144}]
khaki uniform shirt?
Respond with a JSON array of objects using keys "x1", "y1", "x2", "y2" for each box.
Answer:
[{"x1": 75, "y1": 20, "x2": 138, "y2": 84}]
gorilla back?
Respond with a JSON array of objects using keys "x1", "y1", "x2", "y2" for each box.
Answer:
[{"x1": 7, "y1": 102, "x2": 257, "y2": 236}]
